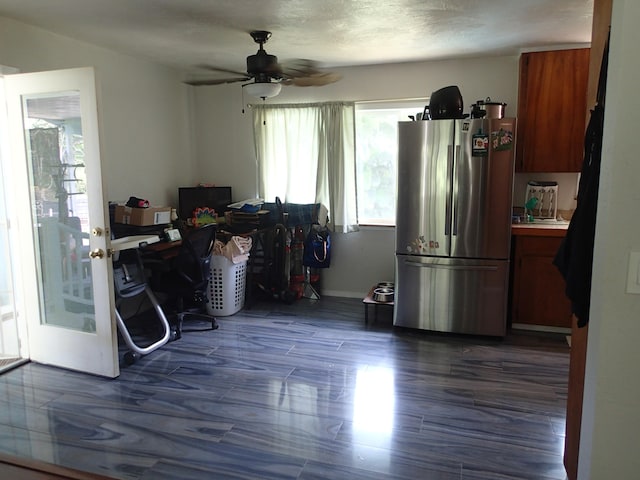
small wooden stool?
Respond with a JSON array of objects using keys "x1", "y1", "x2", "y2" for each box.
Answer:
[{"x1": 362, "y1": 285, "x2": 394, "y2": 324}]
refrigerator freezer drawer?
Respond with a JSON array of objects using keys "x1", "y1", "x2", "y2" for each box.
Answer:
[{"x1": 393, "y1": 255, "x2": 509, "y2": 336}]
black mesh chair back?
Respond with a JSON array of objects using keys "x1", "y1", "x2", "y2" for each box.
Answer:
[
  {"x1": 174, "y1": 223, "x2": 216, "y2": 294},
  {"x1": 165, "y1": 223, "x2": 218, "y2": 336}
]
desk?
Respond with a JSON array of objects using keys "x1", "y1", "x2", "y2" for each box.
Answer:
[
  {"x1": 143, "y1": 239, "x2": 182, "y2": 259},
  {"x1": 135, "y1": 240, "x2": 182, "y2": 294}
]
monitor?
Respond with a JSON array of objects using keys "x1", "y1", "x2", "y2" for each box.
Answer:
[{"x1": 178, "y1": 186, "x2": 232, "y2": 221}]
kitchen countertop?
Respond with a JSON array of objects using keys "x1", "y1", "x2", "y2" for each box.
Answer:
[{"x1": 512, "y1": 221, "x2": 569, "y2": 237}]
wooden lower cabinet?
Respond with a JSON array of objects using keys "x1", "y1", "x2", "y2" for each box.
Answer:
[{"x1": 511, "y1": 235, "x2": 572, "y2": 328}]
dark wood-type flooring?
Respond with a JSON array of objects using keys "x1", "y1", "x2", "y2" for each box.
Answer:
[{"x1": 0, "y1": 297, "x2": 569, "y2": 479}]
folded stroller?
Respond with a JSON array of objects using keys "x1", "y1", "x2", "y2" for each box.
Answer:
[{"x1": 112, "y1": 235, "x2": 177, "y2": 365}]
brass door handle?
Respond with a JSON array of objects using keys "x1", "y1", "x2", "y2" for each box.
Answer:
[{"x1": 89, "y1": 248, "x2": 105, "y2": 259}]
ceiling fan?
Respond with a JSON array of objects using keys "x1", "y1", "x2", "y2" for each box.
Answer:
[{"x1": 185, "y1": 31, "x2": 341, "y2": 98}]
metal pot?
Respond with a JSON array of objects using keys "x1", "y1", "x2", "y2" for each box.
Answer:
[
  {"x1": 471, "y1": 97, "x2": 507, "y2": 119},
  {"x1": 372, "y1": 287, "x2": 394, "y2": 303}
]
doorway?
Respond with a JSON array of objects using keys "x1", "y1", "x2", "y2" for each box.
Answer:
[
  {"x1": 0, "y1": 68, "x2": 26, "y2": 374},
  {"x1": 1, "y1": 67, "x2": 119, "y2": 378},
  {"x1": 0, "y1": 176, "x2": 25, "y2": 374}
]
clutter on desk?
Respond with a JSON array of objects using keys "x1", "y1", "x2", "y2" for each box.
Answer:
[
  {"x1": 222, "y1": 198, "x2": 267, "y2": 229},
  {"x1": 192, "y1": 206, "x2": 217, "y2": 227},
  {"x1": 164, "y1": 228, "x2": 182, "y2": 242},
  {"x1": 224, "y1": 209, "x2": 272, "y2": 230},
  {"x1": 228, "y1": 198, "x2": 264, "y2": 212},
  {"x1": 114, "y1": 204, "x2": 172, "y2": 226},
  {"x1": 178, "y1": 186, "x2": 232, "y2": 225},
  {"x1": 125, "y1": 196, "x2": 150, "y2": 208}
]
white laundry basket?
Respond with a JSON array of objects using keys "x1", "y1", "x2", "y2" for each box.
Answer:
[{"x1": 206, "y1": 254, "x2": 247, "y2": 316}]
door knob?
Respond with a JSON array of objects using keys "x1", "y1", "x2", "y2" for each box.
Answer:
[{"x1": 89, "y1": 248, "x2": 105, "y2": 259}]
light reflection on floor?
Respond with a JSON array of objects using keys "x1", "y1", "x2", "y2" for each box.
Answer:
[{"x1": 353, "y1": 366, "x2": 394, "y2": 469}]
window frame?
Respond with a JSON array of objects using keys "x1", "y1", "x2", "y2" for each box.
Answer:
[{"x1": 355, "y1": 99, "x2": 427, "y2": 227}]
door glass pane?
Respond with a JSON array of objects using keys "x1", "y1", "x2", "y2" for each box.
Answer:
[{"x1": 22, "y1": 92, "x2": 95, "y2": 332}]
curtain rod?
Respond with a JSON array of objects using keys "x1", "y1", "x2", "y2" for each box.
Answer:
[
  {"x1": 355, "y1": 97, "x2": 428, "y2": 104},
  {"x1": 248, "y1": 100, "x2": 355, "y2": 108},
  {"x1": 248, "y1": 98, "x2": 429, "y2": 108}
]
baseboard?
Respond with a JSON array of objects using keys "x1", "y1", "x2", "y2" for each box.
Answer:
[
  {"x1": 320, "y1": 289, "x2": 364, "y2": 299},
  {"x1": 511, "y1": 323, "x2": 571, "y2": 334}
]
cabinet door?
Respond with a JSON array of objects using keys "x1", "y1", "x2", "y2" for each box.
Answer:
[
  {"x1": 516, "y1": 49, "x2": 590, "y2": 172},
  {"x1": 512, "y1": 236, "x2": 572, "y2": 328}
]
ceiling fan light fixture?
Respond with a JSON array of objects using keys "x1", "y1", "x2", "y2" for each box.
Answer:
[{"x1": 244, "y1": 81, "x2": 281, "y2": 99}]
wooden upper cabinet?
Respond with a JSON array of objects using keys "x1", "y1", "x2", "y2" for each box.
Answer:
[{"x1": 516, "y1": 48, "x2": 590, "y2": 172}]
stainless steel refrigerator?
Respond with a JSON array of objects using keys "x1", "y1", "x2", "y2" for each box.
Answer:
[{"x1": 393, "y1": 118, "x2": 516, "y2": 336}]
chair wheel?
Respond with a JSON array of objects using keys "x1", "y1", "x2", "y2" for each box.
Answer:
[
  {"x1": 124, "y1": 351, "x2": 139, "y2": 365},
  {"x1": 170, "y1": 329, "x2": 180, "y2": 341}
]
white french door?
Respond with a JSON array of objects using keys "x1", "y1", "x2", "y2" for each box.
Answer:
[{"x1": 4, "y1": 67, "x2": 119, "y2": 378}]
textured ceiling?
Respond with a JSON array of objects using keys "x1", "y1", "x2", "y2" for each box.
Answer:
[{"x1": 0, "y1": 0, "x2": 594, "y2": 79}]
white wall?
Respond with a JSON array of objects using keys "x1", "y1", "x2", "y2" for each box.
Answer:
[
  {"x1": 579, "y1": 0, "x2": 640, "y2": 477},
  {"x1": 0, "y1": 16, "x2": 193, "y2": 207},
  {"x1": 193, "y1": 55, "x2": 521, "y2": 296}
]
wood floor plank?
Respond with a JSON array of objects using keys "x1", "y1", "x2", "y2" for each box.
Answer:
[{"x1": 0, "y1": 297, "x2": 570, "y2": 479}]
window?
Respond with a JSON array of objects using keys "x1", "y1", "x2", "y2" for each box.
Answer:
[
  {"x1": 252, "y1": 102, "x2": 358, "y2": 233},
  {"x1": 355, "y1": 101, "x2": 425, "y2": 226}
]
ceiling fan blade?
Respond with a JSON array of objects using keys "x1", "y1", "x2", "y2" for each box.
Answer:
[
  {"x1": 185, "y1": 76, "x2": 250, "y2": 86},
  {"x1": 280, "y1": 59, "x2": 321, "y2": 78},
  {"x1": 197, "y1": 64, "x2": 249, "y2": 77},
  {"x1": 283, "y1": 72, "x2": 342, "y2": 87}
]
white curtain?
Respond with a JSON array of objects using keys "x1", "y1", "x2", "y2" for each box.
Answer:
[{"x1": 252, "y1": 102, "x2": 359, "y2": 233}]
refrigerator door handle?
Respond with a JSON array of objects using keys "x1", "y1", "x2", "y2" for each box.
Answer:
[
  {"x1": 404, "y1": 260, "x2": 499, "y2": 272},
  {"x1": 444, "y1": 145, "x2": 453, "y2": 236},
  {"x1": 452, "y1": 145, "x2": 461, "y2": 236}
]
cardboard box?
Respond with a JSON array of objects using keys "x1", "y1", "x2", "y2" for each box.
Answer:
[{"x1": 114, "y1": 205, "x2": 172, "y2": 226}]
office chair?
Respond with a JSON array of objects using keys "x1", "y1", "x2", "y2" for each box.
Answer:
[{"x1": 157, "y1": 223, "x2": 219, "y2": 337}]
